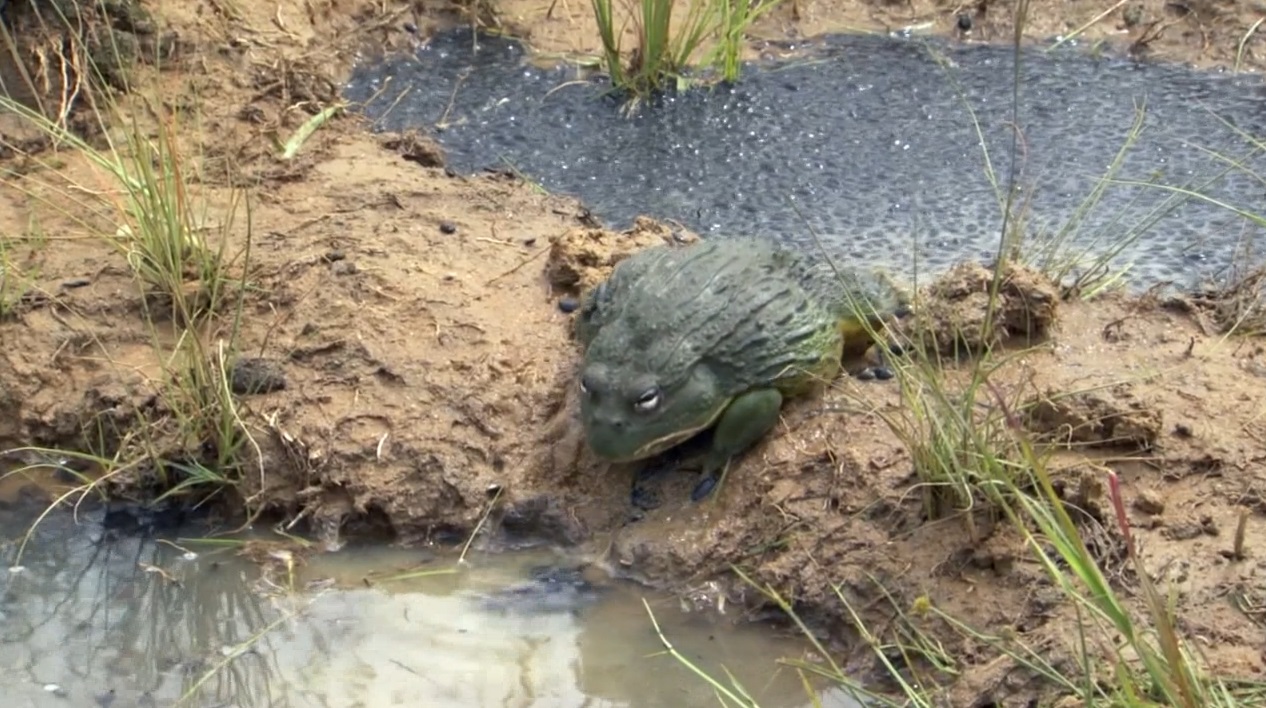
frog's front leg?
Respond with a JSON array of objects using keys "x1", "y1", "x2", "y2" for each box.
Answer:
[{"x1": 690, "y1": 388, "x2": 785, "y2": 502}]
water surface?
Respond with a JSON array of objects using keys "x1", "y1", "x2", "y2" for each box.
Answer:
[{"x1": 0, "y1": 483, "x2": 865, "y2": 707}]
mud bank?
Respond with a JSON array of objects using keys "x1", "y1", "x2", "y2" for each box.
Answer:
[{"x1": 2, "y1": 0, "x2": 1266, "y2": 703}]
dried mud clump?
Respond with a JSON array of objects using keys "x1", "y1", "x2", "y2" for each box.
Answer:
[
  {"x1": 378, "y1": 130, "x2": 446, "y2": 168},
  {"x1": 545, "y1": 216, "x2": 699, "y2": 295},
  {"x1": 908, "y1": 262, "x2": 1060, "y2": 355},
  {"x1": 1025, "y1": 384, "x2": 1163, "y2": 450},
  {"x1": 0, "y1": 0, "x2": 175, "y2": 101},
  {"x1": 1172, "y1": 265, "x2": 1266, "y2": 336},
  {"x1": 0, "y1": 0, "x2": 185, "y2": 160}
]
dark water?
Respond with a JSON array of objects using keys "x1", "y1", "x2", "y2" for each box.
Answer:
[
  {"x1": 0, "y1": 480, "x2": 860, "y2": 708},
  {"x1": 344, "y1": 29, "x2": 1266, "y2": 290}
]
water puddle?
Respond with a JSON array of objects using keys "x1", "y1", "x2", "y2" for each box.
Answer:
[{"x1": 0, "y1": 491, "x2": 866, "y2": 707}]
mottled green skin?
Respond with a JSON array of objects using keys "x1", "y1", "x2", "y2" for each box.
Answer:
[{"x1": 576, "y1": 237, "x2": 909, "y2": 497}]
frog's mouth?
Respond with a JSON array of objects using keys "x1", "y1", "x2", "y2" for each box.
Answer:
[
  {"x1": 591, "y1": 404, "x2": 728, "y2": 463},
  {"x1": 629, "y1": 425, "x2": 711, "y2": 460}
]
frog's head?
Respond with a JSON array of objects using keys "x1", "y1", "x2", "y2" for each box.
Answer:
[{"x1": 578, "y1": 357, "x2": 729, "y2": 463}]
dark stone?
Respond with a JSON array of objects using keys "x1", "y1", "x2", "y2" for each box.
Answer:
[
  {"x1": 499, "y1": 495, "x2": 587, "y2": 546},
  {"x1": 477, "y1": 563, "x2": 607, "y2": 615},
  {"x1": 229, "y1": 357, "x2": 287, "y2": 395},
  {"x1": 100, "y1": 497, "x2": 191, "y2": 536}
]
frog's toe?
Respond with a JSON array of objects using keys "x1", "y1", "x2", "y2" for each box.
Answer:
[
  {"x1": 630, "y1": 485, "x2": 662, "y2": 511},
  {"x1": 630, "y1": 461, "x2": 673, "y2": 510},
  {"x1": 852, "y1": 365, "x2": 896, "y2": 381},
  {"x1": 690, "y1": 471, "x2": 721, "y2": 502}
]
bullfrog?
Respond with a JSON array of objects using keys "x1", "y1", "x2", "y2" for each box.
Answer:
[{"x1": 575, "y1": 237, "x2": 911, "y2": 505}]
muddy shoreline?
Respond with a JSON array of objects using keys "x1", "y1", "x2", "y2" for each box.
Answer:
[{"x1": 3, "y1": 0, "x2": 1266, "y2": 703}]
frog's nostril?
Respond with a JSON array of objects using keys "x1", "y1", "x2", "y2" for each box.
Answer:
[{"x1": 597, "y1": 414, "x2": 625, "y2": 430}]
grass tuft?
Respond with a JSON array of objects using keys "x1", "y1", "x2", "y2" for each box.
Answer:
[
  {"x1": 0, "y1": 6, "x2": 260, "y2": 522},
  {"x1": 590, "y1": 0, "x2": 785, "y2": 105},
  {"x1": 0, "y1": 92, "x2": 245, "y2": 324}
]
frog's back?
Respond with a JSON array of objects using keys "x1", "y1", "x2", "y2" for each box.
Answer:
[
  {"x1": 584, "y1": 238, "x2": 869, "y2": 396},
  {"x1": 778, "y1": 246, "x2": 912, "y2": 346}
]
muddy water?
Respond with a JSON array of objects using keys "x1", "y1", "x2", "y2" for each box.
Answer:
[{"x1": 0, "y1": 492, "x2": 864, "y2": 708}]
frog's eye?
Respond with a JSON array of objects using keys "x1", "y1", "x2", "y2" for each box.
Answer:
[
  {"x1": 579, "y1": 376, "x2": 593, "y2": 395},
  {"x1": 633, "y1": 387, "x2": 661, "y2": 413}
]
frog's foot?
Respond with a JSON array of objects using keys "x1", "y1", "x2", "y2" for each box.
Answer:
[
  {"x1": 690, "y1": 462, "x2": 731, "y2": 502},
  {"x1": 853, "y1": 339, "x2": 908, "y2": 381},
  {"x1": 690, "y1": 388, "x2": 783, "y2": 503},
  {"x1": 631, "y1": 445, "x2": 703, "y2": 512},
  {"x1": 629, "y1": 461, "x2": 672, "y2": 511},
  {"x1": 628, "y1": 431, "x2": 718, "y2": 512},
  {"x1": 853, "y1": 365, "x2": 894, "y2": 381}
]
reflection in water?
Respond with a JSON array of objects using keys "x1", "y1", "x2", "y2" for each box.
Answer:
[
  {"x1": 0, "y1": 503, "x2": 288, "y2": 707},
  {"x1": 0, "y1": 497, "x2": 868, "y2": 707}
]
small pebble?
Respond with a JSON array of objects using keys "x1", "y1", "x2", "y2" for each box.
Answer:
[
  {"x1": 1201, "y1": 514, "x2": 1219, "y2": 535},
  {"x1": 1174, "y1": 423, "x2": 1194, "y2": 438},
  {"x1": 558, "y1": 297, "x2": 580, "y2": 313},
  {"x1": 1134, "y1": 489, "x2": 1165, "y2": 515},
  {"x1": 1122, "y1": 3, "x2": 1144, "y2": 27},
  {"x1": 322, "y1": 250, "x2": 346, "y2": 263},
  {"x1": 331, "y1": 261, "x2": 358, "y2": 276},
  {"x1": 61, "y1": 277, "x2": 92, "y2": 289},
  {"x1": 439, "y1": 221, "x2": 458, "y2": 234}
]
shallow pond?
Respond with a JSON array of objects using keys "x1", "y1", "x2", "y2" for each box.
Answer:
[{"x1": 0, "y1": 482, "x2": 866, "y2": 708}]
